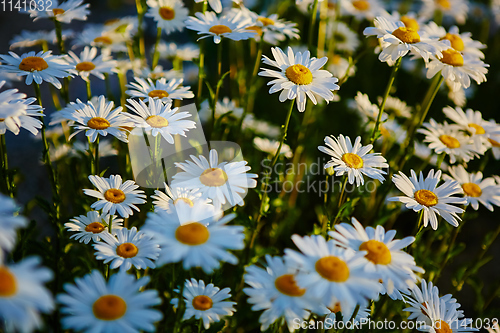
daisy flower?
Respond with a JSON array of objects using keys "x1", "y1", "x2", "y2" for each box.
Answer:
[
  {"x1": 157, "y1": 42, "x2": 200, "y2": 61},
  {"x1": 125, "y1": 97, "x2": 196, "y2": 144},
  {"x1": 340, "y1": 0, "x2": 387, "y2": 21},
  {"x1": 135, "y1": 64, "x2": 183, "y2": 81},
  {"x1": 348, "y1": 91, "x2": 387, "y2": 123},
  {"x1": 72, "y1": 24, "x2": 129, "y2": 53},
  {"x1": 83, "y1": 174, "x2": 147, "y2": 218},
  {"x1": 64, "y1": 211, "x2": 123, "y2": 244},
  {"x1": 379, "y1": 95, "x2": 412, "y2": 118},
  {"x1": 185, "y1": 11, "x2": 256, "y2": 44},
  {"x1": 419, "y1": 0, "x2": 468, "y2": 25},
  {"x1": 126, "y1": 77, "x2": 194, "y2": 102},
  {"x1": 388, "y1": 169, "x2": 466, "y2": 230},
  {"x1": 66, "y1": 46, "x2": 117, "y2": 81},
  {"x1": 29, "y1": 0, "x2": 90, "y2": 23},
  {"x1": 259, "y1": 46, "x2": 340, "y2": 112},
  {"x1": 403, "y1": 279, "x2": 462, "y2": 324},
  {"x1": 244, "y1": 255, "x2": 328, "y2": 332},
  {"x1": 171, "y1": 149, "x2": 258, "y2": 210},
  {"x1": 150, "y1": 182, "x2": 205, "y2": 212},
  {"x1": 377, "y1": 118, "x2": 407, "y2": 144},
  {"x1": 2, "y1": 96, "x2": 45, "y2": 136},
  {"x1": 330, "y1": 217, "x2": 424, "y2": 300},
  {"x1": 418, "y1": 119, "x2": 481, "y2": 163},
  {"x1": 363, "y1": 16, "x2": 448, "y2": 63},
  {"x1": 198, "y1": 97, "x2": 244, "y2": 123},
  {"x1": 103, "y1": 16, "x2": 138, "y2": 38},
  {"x1": 93, "y1": 227, "x2": 160, "y2": 271},
  {"x1": 284, "y1": 235, "x2": 382, "y2": 316},
  {"x1": 0, "y1": 195, "x2": 27, "y2": 258},
  {"x1": 0, "y1": 80, "x2": 28, "y2": 123},
  {"x1": 425, "y1": 49, "x2": 489, "y2": 91},
  {"x1": 10, "y1": 29, "x2": 73, "y2": 49},
  {"x1": 443, "y1": 106, "x2": 497, "y2": 152},
  {"x1": 142, "y1": 210, "x2": 244, "y2": 273},
  {"x1": 444, "y1": 165, "x2": 500, "y2": 211},
  {"x1": 327, "y1": 21, "x2": 360, "y2": 53},
  {"x1": 422, "y1": 22, "x2": 486, "y2": 59},
  {"x1": 63, "y1": 95, "x2": 133, "y2": 143},
  {"x1": 419, "y1": 298, "x2": 478, "y2": 333},
  {"x1": 58, "y1": 270, "x2": 162, "y2": 332},
  {"x1": 238, "y1": 8, "x2": 300, "y2": 45},
  {"x1": 172, "y1": 279, "x2": 235, "y2": 329},
  {"x1": 0, "y1": 257, "x2": 54, "y2": 333},
  {"x1": 318, "y1": 134, "x2": 389, "y2": 187},
  {"x1": 327, "y1": 55, "x2": 356, "y2": 79},
  {"x1": 254, "y1": 137, "x2": 293, "y2": 158},
  {"x1": 71, "y1": 139, "x2": 118, "y2": 158},
  {"x1": 242, "y1": 114, "x2": 280, "y2": 138},
  {"x1": 146, "y1": 0, "x2": 189, "y2": 35},
  {"x1": 0, "y1": 51, "x2": 73, "y2": 89}
]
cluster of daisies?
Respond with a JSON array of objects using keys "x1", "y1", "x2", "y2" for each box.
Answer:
[{"x1": 0, "y1": 0, "x2": 499, "y2": 331}]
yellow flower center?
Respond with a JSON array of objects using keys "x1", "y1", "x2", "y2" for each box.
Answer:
[
  {"x1": 104, "y1": 188, "x2": 126, "y2": 204},
  {"x1": 341, "y1": 153, "x2": 364, "y2": 169},
  {"x1": 175, "y1": 222, "x2": 210, "y2": 245},
  {"x1": 192, "y1": 295, "x2": 213, "y2": 311},
  {"x1": 116, "y1": 242, "x2": 139, "y2": 258},
  {"x1": 93, "y1": 295, "x2": 127, "y2": 321},
  {"x1": 462, "y1": 183, "x2": 482, "y2": 197},
  {"x1": 435, "y1": 320, "x2": 452, "y2": 333},
  {"x1": 246, "y1": 26, "x2": 263, "y2": 36},
  {"x1": 488, "y1": 138, "x2": 500, "y2": 147},
  {"x1": 440, "y1": 33, "x2": 465, "y2": 51},
  {"x1": 52, "y1": 8, "x2": 65, "y2": 15},
  {"x1": 315, "y1": 256, "x2": 350, "y2": 282},
  {"x1": 436, "y1": 0, "x2": 451, "y2": 9},
  {"x1": 148, "y1": 89, "x2": 169, "y2": 99},
  {"x1": 0, "y1": 267, "x2": 17, "y2": 297},
  {"x1": 439, "y1": 49, "x2": 464, "y2": 66},
  {"x1": 257, "y1": 17, "x2": 275, "y2": 26},
  {"x1": 414, "y1": 189, "x2": 438, "y2": 207},
  {"x1": 18, "y1": 56, "x2": 49, "y2": 72},
  {"x1": 328, "y1": 302, "x2": 342, "y2": 313},
  {"x1": 401, "y1": 16, "x2": 420, "y2": 31},
  {"x1": 359, "y1": 240, "x2": 392, "y2": 265},
  {"x1": 209, "y1": 25, "x2": 232, "y2": 35},
  {"x1": 274, "y1": 274, "x2": 306, "y2": 297},
  {"x1": 352, "y1": 0, "x2": 370, "y2": 10},
  {"x1": 87, "y1": 117, "x2": 111, "y2": 130},
  {"x1": 173, "y1": 197, "x2": 194, "y2": 207},
  {"x1": 392, "y1": 27, "x2": 421, "y2": 44},
  {"x1": 146, "y1": 115, "x2": 169, "y2": 128},
  {"x1": 285, "y1": 64, "x2": 313, "y2": 85},
  {"x1": 199, "y1": 168, "x2": 228, "y2": 187},
  {"x1": 76, "y1": 61, "x2": 96, "y2": 72},
  {"x1": 94, "y1": 36, "x2": 113, "y2": 45},
  {"x1": 468, "y1": 123, "x2": 485, "y2": 135},
  {"x1": 331, "y1": 54, "x2": 342, "y2": 65},
  {"x1": 159, "y1": 7, "x2": 175, "y2": 20},
  {"x1": 85, "y1": 222, "x2": 106, "y2": 234},
  {"x1": 439, "y1": 134, "x2": 461, "y2": 148}
]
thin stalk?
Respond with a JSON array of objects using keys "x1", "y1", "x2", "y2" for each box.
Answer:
[
  {"x1": 370, "y1": 57, "x2": 402, "y2": 144},
  {"x1": 86, "y1": 80, "x2": 92, "y2": 101},
  {"x1": 217, "y1": 40, "x2": 222, "y2": 77},
  {"x1": 135, "y1": 0, "x2": 146, "y2": 61},
  {"x1": 118, "y1": 72, "x2": 127, "y2": 107},
  {"x1": 332, "y1": 175, "x2": 348, "y2": 226},
  {"x1": 399, "y1": 74, "x2": 444, "y2": 170},
  {"x1": 104, "y1": 73, "x2": 116, "y2": 103},
  {"x1": 434, "y1": 222, "x2": 462, "y2": 283},
  {"x1": 53, "y1": 19, "x2": 66, "y2": 53},
  {"x1": 152, "y1": 27, "x2": 162, "y2": 70},
  {"x1": 307, "y1": 0, "x2": 319, "y2": 55},
  {"x1": 94, "y1": 136, "x2": 100, "y2": 175},
  {"x1": 270, "y1": 100, "x2": 295, "y2": 168},
  {"x1": 173, "y1": 268, "x2": 185, "y2": 333},
  {"x1": 0, "y1": 135, "x2": 12, "y2": 197},
  {"x1": 240, "y1": 34, "x2": 264, "y2": 129},
  {"x1": 196, "y1": 1, "x2": 208, "y2": 102}
]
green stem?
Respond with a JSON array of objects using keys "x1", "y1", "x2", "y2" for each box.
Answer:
[
  {"x1": 86, "y1": 80, "x2": 92, "y2": 101},
  {"x1": 332, "y1": 175, "x2": 348, "y2": 226},
  {"x1": 270, "y1": 100, "x2": 295, "y2": 168},
  {"x1": 135, "y1": 0, "x2": 146, "y2": 61},
  {"x1": 53, "y1": 19, "x2": 65, "y2": 53},
  {"x1": 307, "y1": 0, "x2": 319, "y2": 55},
  {"x1": 197, "y1": 41, "x2": 205, "y2": 102},
  {"x1": 104, "y1": 73, "x2": 116, "y2": 103},
  {"x1": 173, "y1": 269, "x2": 186, "y2": 333},
  {"x1": 94, "y1": 136, "x2": 100, "y2": 175},
  {"x1": 152, "y1": 27, "x2": 162, "y2": 70},
  {"x1": 434, "y1": 222, "x2": 462, "y2": 283},
  {"x1": 370, "y1": 57, "x2": 402, "y2": 144},
  {"x1": 217, "y1": 40, "x2": 222, "y2": 77},
  {"x1": 0, "y1": 135, "x2": 12, "y2": 197}
]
